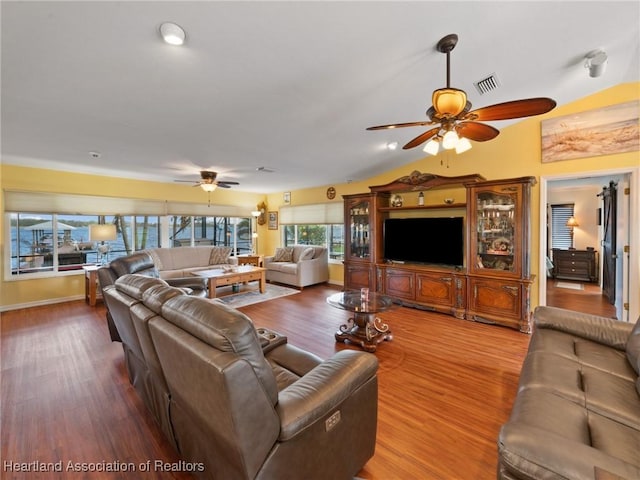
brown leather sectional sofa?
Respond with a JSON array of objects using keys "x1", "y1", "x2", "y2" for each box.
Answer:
[
  {"x1": 102, "y1": 273, "x2": 379, "y2": 480},
  {"x1": 498, "y1": 306, "x2": 640, "y2": 479}
]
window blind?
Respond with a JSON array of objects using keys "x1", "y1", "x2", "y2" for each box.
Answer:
[
  {"x1": 279, "y1": 202, "x2": 343, "y2": 225},
  {"x1": 4, "y1": 191, "x2": 252, "y2": 218},
  {"x1": 3, "y1": 191, "x2": 166, "y2": 215},
  {"x1": 550, "y1": 204, "x2": 575, "y2": 249}
]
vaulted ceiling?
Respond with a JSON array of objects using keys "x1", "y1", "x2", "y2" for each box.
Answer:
[{"x1": 2, "y1": 1, "x2": 639, "y2": 192}]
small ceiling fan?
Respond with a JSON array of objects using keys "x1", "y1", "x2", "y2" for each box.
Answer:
[
  {"x1": 174, "y1": 170, "x2": 240, "y2": 192},
  {"x1": 367, "y1": 33, "x2": 556, "y2": 153}
]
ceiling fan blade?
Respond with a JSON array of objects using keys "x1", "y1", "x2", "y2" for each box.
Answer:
[
  {"x1": 402, "y1": 126, "x2": 441, "y2": 149},
  {"x1": 467, "y1": 97, "x2": 556, "y2": 121},
  {"x1": 367, "y1": 120, "x2": 435, "y2": 131},
  {"x1": 216, "y1": 183, "x2": 232, "y2": 188},
  {"x1": 456, "y1": 121, "x2": 500, "y2": 142},
  {"x1": 217, "y1": 181, "x2": 240, "y2": 186}
]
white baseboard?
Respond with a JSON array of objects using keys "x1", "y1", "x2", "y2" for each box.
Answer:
[{"x1": 0, "y1": 295, "x2": 85, "y2": 313}]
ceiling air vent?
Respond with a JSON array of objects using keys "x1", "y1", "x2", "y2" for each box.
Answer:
[{"x1": 473, "y1": 73, "x2": 501, "y2": 95}]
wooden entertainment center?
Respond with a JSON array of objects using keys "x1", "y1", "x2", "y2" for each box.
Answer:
[{"x1": 343, "y1": 171, "x2": 535, "y2": 333}]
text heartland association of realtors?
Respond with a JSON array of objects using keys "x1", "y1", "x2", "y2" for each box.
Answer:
[{"x1": 3, "y1": 459, "x2": 205, "y2": 473}]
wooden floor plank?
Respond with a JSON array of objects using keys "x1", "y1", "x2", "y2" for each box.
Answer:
[{"x1": 2, "y1": 281, "x2": 603, "y2": 479}]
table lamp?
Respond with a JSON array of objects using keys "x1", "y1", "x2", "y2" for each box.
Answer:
[{"x1": 90, "y1": 224, "x2": 117, "y2": 265}]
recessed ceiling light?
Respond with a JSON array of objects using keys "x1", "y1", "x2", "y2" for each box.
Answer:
[
  {"x1": 386, "y1": 142, "x2": 398, "y2": 150},
  {"x1": 160, "y1": 22, "x2": 186, "y2": 46}
]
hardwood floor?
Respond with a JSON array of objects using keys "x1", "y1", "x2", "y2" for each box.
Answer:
[
  {"x1": 2, "y1": 284, "x2": 533, "y2": 479},
  {"x1": 546, "y1": 278, "x2": 617, "y2": 318}
]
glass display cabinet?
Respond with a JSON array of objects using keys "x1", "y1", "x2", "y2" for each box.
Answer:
[
  {"x1": 348, "y1": 198, "x2": 371, "y2": 259},
  {"x1": 466, "y1": 177, "x2": 536, "y2": 332},
  {"x1": 343, "y1": 193, "x2": 380, "y2": 290}
]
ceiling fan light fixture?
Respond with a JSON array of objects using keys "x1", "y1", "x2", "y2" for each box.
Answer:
[
  {"x1": 455, "y1": 136, "x2": 472, "y2": 154},
  {"x1": 442, "y1": 130, "x2": 459, "y2": 150},
  {"x1": 160, "y1": 22, "x2": 186, "y2": 46},
  {"x1": 423, "y1": 138, "x2": 440, "y2": 156},
  {"x1": 432, "y1": 88, "x2": 467, "y2": 117},
  {"x1": 200, "y1": 183, "x2": 216, "y2": 192}
]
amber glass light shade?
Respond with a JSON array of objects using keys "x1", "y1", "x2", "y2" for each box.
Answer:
[{"x1": 432, "y1": 88, "x2": 467, "y2": 116}]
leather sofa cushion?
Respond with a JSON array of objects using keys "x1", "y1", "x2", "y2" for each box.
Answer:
[
  {"x1": 115, "y1": 274, "x2": 168, "y2": 300},
  {"x1": 500, "y1": 388, "x2": 640, "y2": 476},
  {"x1": 625, "y1": 316, "x2": 640, "y2": 375},
  {"x1": 518, "y1": 351, "x2": 640, "y2": 429},
  {"x1": 111, "y1": 252, "x2": 159, "y2": 278},
  {"x1": 159, "y1": 295, "x2": 279, "y2": 405},
  {"x1": 141, "y1": 284, "x2": 186, "y2": 314},
  {"x1": 528, "y1": 327, "x2": 635, "y2": 379}
]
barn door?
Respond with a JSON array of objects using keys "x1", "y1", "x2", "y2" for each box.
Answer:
[{"x1": 601, "y1": 182, "x2": 617, "y2": 304}]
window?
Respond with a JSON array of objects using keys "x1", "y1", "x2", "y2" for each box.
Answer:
[
  {"x1": 9, "y1": 213, "x2": 161, "y2": 276},
  {"x1": 169, "y1": 216, "x2": 252, "y2": 253},
  {"x1": 7, "y1": 211, "x2": 249, "y2": 278},
  {"x1": 279, "y1": 203, "x2": 344, "y2": 262},
  {"x1": 550, "y1": 204, "x2": 575, "y2": 250},
  {"x1": 283, "y1": 224, "x2": 344, "y2": 261}
]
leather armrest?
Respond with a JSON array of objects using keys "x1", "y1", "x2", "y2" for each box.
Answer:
[
  {"x1": 165, "y1": 276, "x2": 208, "y2": 291},
  {"x1": 533, "y1": 306, "x2": 633, "y2": 350},
  {"x1": 276, "y1": 350, "x2": 378, "y2": 441}
]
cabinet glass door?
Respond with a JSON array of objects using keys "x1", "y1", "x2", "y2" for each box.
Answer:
[
  {"x1": 475, "y1": 191, "x2": 517, "y2": 273},
  {"x1": 349, "y1": 200, "x2": 370, "y2": 259}
]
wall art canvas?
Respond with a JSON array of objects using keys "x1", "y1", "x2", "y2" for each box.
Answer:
[{"x1": 541, "y1": 100, "x2": 639, "y2": 163}]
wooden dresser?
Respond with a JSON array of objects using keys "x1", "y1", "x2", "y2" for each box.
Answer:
[{"x1": 552, "y1": 249, "x2": 598, "y2": 283}]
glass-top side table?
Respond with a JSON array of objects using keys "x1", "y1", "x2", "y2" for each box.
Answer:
[{"x1": 327, "y1": 290, "x2": 394, "y2": 352}]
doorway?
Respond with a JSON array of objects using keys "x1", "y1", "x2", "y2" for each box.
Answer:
[{"x1": 539, "y1": 168, "x2": 639, "y2": 323}]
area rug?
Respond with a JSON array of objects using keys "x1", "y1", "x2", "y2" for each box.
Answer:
[
  {"x1": 555, "y1": 281, "x2": 584, "y2": 290},
  {"x1": 215, "y1": 283, "x2": 300, "y2": 308}
]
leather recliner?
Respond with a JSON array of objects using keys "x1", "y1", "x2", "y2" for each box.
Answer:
[
  {"x1": 98, "y1": 251, "x2": 208, "y2": 341},
  {"x1": 147, "y1": 290, "x2": 379, "y2": 479}
]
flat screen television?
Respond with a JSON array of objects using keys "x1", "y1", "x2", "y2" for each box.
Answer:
[{"x1": 383, "y1": 217, "x2": 464, "y2": 267}]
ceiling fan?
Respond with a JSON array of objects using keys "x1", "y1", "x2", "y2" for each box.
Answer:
[
  {"x1": 174, "y1": 170, "x2": 240, "y2": 192},
  {"x1": 367, "y1": 33, "x2": 556, "y2": 153}
]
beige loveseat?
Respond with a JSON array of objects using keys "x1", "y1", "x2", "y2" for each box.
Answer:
[
  {"x1": 143, "y1": 246, "x2": 238, "y2": 279},
  {"x1": 264, "y1": 245, "x2": 329, "y2": 288}
]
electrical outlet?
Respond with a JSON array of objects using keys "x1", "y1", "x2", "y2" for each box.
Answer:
[{"x1": 325, "y1": 411, "x2": 341, "y2": 432}]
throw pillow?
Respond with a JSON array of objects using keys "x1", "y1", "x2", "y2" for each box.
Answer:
[
  {"x1": 299, "y1": 247, "x2": 315, "y2": 261},
  {"x1": 209, "y1": 246, "x2": 232, "y2": 265},
  {"x1": 273, "y1": 247, "x2": 294, "y2": 262}
]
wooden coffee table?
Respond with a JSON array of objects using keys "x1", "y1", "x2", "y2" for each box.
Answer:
[{"x1": 192, "y1": 266, "x2": 266, "y2": 299}]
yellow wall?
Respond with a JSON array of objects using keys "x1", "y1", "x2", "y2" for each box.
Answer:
[{"x1": 2, "y1": 83, "x2": 639, "y2": 310}]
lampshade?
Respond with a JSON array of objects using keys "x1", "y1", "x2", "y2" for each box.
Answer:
[
  {"x1": 455, "y1": 136, "x2": 472, "y2": 154},
  {"x1": 432, "y1": 88, "x2": 467, "y2": 116},
  {"x1": 566, "y1": 216, "x2": 579, "y2": 227},
  {"x1": 251, "y1": 210, "x2": 261, "y2": 217},
  {"x1": 442, "y1": 130, "x2": 459, "y2": 150},
  {"x1": 423, "y1": 138, "x2": 440, "y2": 156},
  {"x1": 90, "y1": 224, "x2": 117, "y2": 242},
  {"x1": 200, "y1": 183, "x2": 216, "y2": 192}
]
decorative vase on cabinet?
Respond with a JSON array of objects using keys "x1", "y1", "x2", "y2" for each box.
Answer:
[{"x1": 466, "y1": 177, "x2": 536, "y2": 333}]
